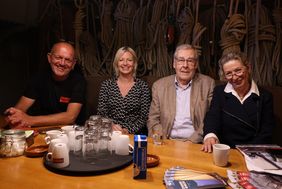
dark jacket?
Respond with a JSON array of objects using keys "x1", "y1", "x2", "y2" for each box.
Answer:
[{"x1": 203, "y1": 84, "x2": 275, "y2": 148}]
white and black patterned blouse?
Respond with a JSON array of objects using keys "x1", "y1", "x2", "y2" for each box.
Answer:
[{"x1": 97, "y1": 77, "x2": 151, "y2": 134}]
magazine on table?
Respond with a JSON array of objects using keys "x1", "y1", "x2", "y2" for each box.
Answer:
[
  {"x1": 163, "y1": 166, "x2": 227, "y2": 189},
  {"x1": 235, "y1": 144, "x2": 282, "y2": 175},
  {"x1": 227, "y1": 169, "x2": 282, "y2": 189}
]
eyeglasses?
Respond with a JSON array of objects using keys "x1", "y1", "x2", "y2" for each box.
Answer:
[
  {"x1": 224, "y1": 67, "x2": 245, "y2": 79},
  {"x1": 49, "y1": 53, "x2": 75, "y2": 65},
  {"x1": 175, "y1": 57, "x2": 197, "y2": 66}
]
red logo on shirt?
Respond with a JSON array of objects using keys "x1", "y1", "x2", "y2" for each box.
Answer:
[{"x1": 60, "y1": 96, "x2": 71, "y2": 103}]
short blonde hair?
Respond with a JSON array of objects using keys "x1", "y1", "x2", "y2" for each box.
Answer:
[
  {"x1": 218, "y1": 51, "x2": 249, "y2": 80},
  {"x1": 113, "y1": 46, "x2": 138, "y2": 77}
]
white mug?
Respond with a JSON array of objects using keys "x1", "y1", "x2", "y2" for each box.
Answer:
[
  {"x1": 67, "y1": 130, "x2": 76, "y2": 151},
  {"x1": 46, "y1": 143, "x2": 69, "y2": 168},
  {"x1": 213, "y1": 143, "x2": 230, "y2": 167},
  {"x1": 110, "y1": 131, "x2": 122, "y2": 152},
  {"x1": 115, "y1": 135, "x2": 133, "y2": 156},
  {"x1": 61, "y1": 125, "x2": 75, "y2": 135},
  {"x1": 61, "y1": 126, "x2": 77, "y2": 151},
  {"x1": 48, "y1": 138, "x2": 64, "y2": 152},
  {"x1": 56, "y1": 133, "x2": 69, "y2": 151},
  {"x1": 45, "y1": 130, "x2": 62, "y2": 144}
]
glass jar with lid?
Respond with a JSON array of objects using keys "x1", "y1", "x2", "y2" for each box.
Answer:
[{"x1": 0, "y1": 129, "x2": 26, "y2": 157}]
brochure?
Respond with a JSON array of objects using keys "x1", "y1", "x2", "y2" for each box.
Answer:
[
  {"x1": 163, "y1": 166, "x2": 227, "y2": 189},
  {"x1": 227, "y1": 169, "x2": 282, "y2": 189},
  {"x1": 236, "y1": 144, "x2": 282, "y2": 175}
]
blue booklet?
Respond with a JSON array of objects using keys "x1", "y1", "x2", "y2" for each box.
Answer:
[{"x1": 164, "y1": 167, "x2": 227, "y2": 189}]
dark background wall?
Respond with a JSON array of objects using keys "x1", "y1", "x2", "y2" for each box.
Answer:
[
  {"x1": 0, "y1": 0, "x2": 66, "y2": 112},
  {"x1": 0, "y1": 0, "x2": 39, "y2": 113},
  {"x1": 0, "y1": 0, "x2": 281, "y2": 114}
]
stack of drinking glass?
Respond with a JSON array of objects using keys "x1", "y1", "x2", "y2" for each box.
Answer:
[{"x1": 74, "y1": 115, "x2": 114, "y2": 162}]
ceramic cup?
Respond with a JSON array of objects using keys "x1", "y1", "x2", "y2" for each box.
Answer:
[
  {"x1": 68, "y1": 130, "x2": 76, "y2": 151},
  {"x1": 115, "y1": 135, "x2": 133, "y2": 156},
  {"x1": 61, "y1": 125, "x2": 75, "y2": 135},
  {"x1": 110, "y1": 131, "x2": 122, "y2": 153},
  {"x1": 46, "y1": 143, "x2": 69, "y2": 168},
  {"x1": 56, "y1": 133, "x2": 69, "y2": 151},
  {"x1": 45, "y1": 130, "x2": 62, "y2": 144},
  {"x1": 48, "y1": 138, "x2": 65, "y2": 152},
  {"x1": 213, "y1": 143, "x2": 230, "y2": 167},
  {"x1": 62, "y1": 126, "x2": 77, "y2": 151}
]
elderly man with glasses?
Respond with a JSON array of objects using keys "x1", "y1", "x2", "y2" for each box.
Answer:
[
  {"x1": 4, "y1": 41, "x2": 86, "y2": 128},
  {"x1": 147, "y1": 44, "x2": 215, "y2": 143}
]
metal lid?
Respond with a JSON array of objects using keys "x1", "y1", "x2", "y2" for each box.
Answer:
[
  {"x1": 2, "y1": 129, "x2": 25, "y2": 136},
  {"x1": 1, "y1": 130, "x2": 26, "y2": 140}
]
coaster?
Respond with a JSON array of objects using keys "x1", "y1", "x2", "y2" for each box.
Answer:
[
  {"x1": 25, "y1": 145, "x2": 48, "y2": 157},
  {"x1": 147, "y1": 154, "x2": 160, "y2": 168}
]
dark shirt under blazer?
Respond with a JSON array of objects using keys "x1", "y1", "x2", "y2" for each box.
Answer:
[{"x1": 204, "y1": 84, "x2": 275, "y2": 148}]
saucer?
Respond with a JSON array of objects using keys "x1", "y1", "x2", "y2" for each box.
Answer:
[
  {"x1": 147, "y1": 154, "x2": 160, "y2": 168},
  {"x1": 25, "y1": 145, "x2": 48, "y2": 157}
]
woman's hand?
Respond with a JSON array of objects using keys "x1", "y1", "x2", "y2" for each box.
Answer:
[
  {"x1": 201, "y1": 137, "x2": 218, "y2": 153},
  {"x1": 112, "y1": 124, "x2": 122, "y2": 131},
  {"x1": 112, "y1": 124, "x2": 129, "y2": 134},
  {"x1": 121, "y1": 128, "x2": 129, "y2": 134}
]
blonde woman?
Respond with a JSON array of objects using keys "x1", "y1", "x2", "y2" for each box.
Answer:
[{"x1": 97, "y1": 47, "x2": 151, "y2": 134}]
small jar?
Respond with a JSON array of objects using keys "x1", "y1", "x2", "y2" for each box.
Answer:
[{"x1": 0, "y1": 130, "x2": 26, "y2": 157}]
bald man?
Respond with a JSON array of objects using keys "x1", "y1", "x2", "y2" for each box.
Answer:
[{"x1": 4, "y1": 41, "x2": 86, "y2": 128}]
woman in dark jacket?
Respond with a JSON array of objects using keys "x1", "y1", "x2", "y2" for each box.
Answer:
[{"x1": 202, "y1": 51, "x2": 275, "y2": 152}]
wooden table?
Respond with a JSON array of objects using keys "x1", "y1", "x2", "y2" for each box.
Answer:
[{"x1": 0, "y1": 134, "x2": 247, "y2": 189}]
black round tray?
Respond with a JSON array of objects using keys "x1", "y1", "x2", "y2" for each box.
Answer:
[{"x1": 43, "y1": 151, "x2": 133, "y2": 176}]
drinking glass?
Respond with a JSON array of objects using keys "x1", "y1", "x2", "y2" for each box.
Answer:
[
  {"x1": 152, "y1": 127, "x2": 163, "y2": 145},
  {"x1": 74, "y1": 126, "x2": 85, "y2": 157},
  {"x1": 83, "y1": 121, "x2": 99, "y2": 162},
  {"x1": 98, "y1": 118, "x2": 112, "y2": 154}
]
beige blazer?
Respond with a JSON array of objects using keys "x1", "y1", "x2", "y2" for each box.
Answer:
[{"x1": 147, "y1": 73, "x2": 215, "y2": 143}]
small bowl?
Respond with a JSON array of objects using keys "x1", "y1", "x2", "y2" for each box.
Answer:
[
  {"x1": 25, "y1": 145, "x2": 49, "y2": 157},
  {"x1": 147, "y1": 154, "x2": 160, "y2": 168}
]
